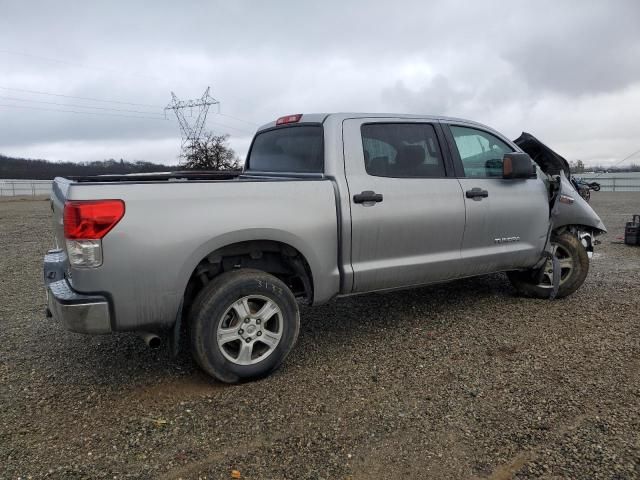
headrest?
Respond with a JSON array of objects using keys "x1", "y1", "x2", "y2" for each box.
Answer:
[{"x1": 396, "y1": 145, "x2": 425, "y2": 169}]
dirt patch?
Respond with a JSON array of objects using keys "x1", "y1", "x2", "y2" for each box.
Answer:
[
  {"x1": 121, "y1": 372, "x2": 227, "y2": 407},
  {"x1": 0, "y1": 194, "x2": 49, "y2": 202}
]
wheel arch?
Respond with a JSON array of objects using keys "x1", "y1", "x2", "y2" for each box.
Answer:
[
  {"x1": 553, "y1": 223, "x2": 605, "y2": 256},
  {"x1": 178, "y1": 229, "x2": 319, "y2": 310},
  {"x1": 553, "y1": 222, "x2": 606, "y2": 237}
]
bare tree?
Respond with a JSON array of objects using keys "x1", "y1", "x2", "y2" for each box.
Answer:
[
  {"x1": 569, "y1": 159, "x2": 585, "y2": 174},
  {"x1": 182, "y1": 132, "x2": 240, "y2": 171}
]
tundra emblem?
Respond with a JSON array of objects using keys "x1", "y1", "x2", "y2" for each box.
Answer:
[{"x1": 494, "y1": 236, "x2": 521, "y2": 244}]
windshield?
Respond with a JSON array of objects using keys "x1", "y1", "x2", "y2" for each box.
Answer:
[{"x1": 246, "y1": 125, "x2": 323, "y2": 173}]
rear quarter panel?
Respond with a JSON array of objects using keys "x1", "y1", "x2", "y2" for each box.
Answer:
[{"x1": 65, "y1": 179, "x2": 339, "y2": 331}]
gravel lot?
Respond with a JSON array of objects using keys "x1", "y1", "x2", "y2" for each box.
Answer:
[{"x1": 1, "y1": 193, "x2": 639, "y2": 479}]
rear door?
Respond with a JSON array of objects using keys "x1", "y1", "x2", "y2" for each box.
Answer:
[
  {"x1": 343, "y1": 118, "x2": 466, "y2": 293},
  {"x1": 443, "y1": 123, "x2": 549, "y2": 275}
]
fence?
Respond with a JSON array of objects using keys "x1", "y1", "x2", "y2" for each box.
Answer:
[
  {"x1": 579, "y1": 175, "x2": 640, "y2": 192},
  {"x1": 0, "y1": 180, "x2": 54, "y2": 197}
]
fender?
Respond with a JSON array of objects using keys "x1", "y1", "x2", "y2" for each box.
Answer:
[{"x1": 551, "y1": 174, "x2": 607, "y2": 234}]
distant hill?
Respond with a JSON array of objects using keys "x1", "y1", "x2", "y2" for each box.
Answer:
[{"x1": 0, "y1": 154, "x2": 174, "y2": 180}]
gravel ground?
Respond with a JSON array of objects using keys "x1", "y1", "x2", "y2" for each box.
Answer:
[{"x1": 1, "y1": 193, "x2": 639, "y2": 479}]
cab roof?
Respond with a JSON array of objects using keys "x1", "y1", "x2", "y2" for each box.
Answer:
[{"x1": 257, "y1": 112, "x2": 492, "y2": 132}]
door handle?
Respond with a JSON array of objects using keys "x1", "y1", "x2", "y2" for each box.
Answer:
[
  {"x1": 353, "y1": 190, "x2": 384, "y2": 204},
  {"x1": 465, "y1": 188, "x2": 489, "y2": 199}
]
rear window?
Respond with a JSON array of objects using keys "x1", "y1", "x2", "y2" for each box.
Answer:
[{"x1": 246, "y1": 125, "x2": 324, "y2": 173}]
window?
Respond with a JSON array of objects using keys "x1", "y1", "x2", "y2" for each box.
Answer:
[
  {"x1": 360, "y1": 123, "x2": 446, "y2": 178},
  {"x1": 247, "y1": 125, "x2": 323, "y2": 173},
  {"x1": 450, "y1": 126, "x2": 513, "y2": 178}
]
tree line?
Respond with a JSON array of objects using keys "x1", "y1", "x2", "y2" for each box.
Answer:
[
  {"x1": 0, "y1": 155, "x2": 176, "y2": 180},
  {"x1": 0, "y1": 133, "x2": 241, "y2": 179},
  {"x1": 569, "y1": 159, "x2": 640, "y2": 174}
]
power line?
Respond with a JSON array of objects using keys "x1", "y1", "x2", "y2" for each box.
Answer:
[
  {"x1": 215, "y1": 112, "x2": 259, "y2": 126},
  {"x1": 0, "y1": 86, "x2": 163, "y2": 109},
  {"x1": 1, "y1": 49, "x2": 263, "y2": 120},
  {"x1": 0, "y1": 102, "x2": 255, "y2": 133},
  {"x1": 594, "y1": 148, "x2": 640, "y2": 176},
  {"x1": 1, "y1": 49, "x2": 261, "y2": 126},
  {"x1": 0, "y1": 95, "x2": 166, "y2": 116},
  {"x1": 0, "y1": 103, "x2": 170, "y2": 121},
  {"x1": 0, "y1": 86, "x2": 259, "y2": 127}
]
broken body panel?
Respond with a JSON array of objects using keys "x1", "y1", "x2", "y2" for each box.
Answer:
[{"x1": 515, "y1": 132, "x2": 606, "y2": 235}]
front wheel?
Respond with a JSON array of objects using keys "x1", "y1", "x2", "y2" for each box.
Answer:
[
  {"x1": 189, "y1": 269, "x2": 300, "y2": 383},
  {"x1": 507, "y1": 233, "x2": 589, "y2": 299}
]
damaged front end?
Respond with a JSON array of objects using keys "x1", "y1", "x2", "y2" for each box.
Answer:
[
  {"x1": 551, "y1": 174, "x2": 607, "y2": 258},
  {"x1": 514, "y1": 132, "x2": 607, "y2": 241},
  {"x1": 511, "y1": 133, "x2": 607, "y2": 298}
]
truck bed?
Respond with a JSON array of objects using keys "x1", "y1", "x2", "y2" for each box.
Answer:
[
  {"x1": 68, "y1": 170, "x2": 242, "y2": 183},
  {"x1": 50, "y1": 173, "x2": 341, "y2": 332},
  {"x1": 67, "y1": 170, "x2": 325, "y2": 183}
]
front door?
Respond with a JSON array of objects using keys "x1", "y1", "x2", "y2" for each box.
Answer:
[
  {"x1": 444, "y1": 123, "x2": 549, "y2": 276},
  {"x1": 343, "y1": 118, "x2": 466, "y2": 293}
]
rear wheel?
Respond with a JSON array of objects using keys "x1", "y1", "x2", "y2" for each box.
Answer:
[
  {"x1": 507, "y1": 232, "x2": 589, "y2": 299},
  {"x1": 189, "y1": 269, "x2": 300, "y2": 383}
]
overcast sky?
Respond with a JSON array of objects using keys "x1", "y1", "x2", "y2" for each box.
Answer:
[{"x1": 1, "y1": 0, "x2": 639, "y2": 167}]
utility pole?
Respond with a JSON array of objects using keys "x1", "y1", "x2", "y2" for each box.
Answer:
[{"x1": 165, "y1": 87, "x2": 220, "y2": 157}]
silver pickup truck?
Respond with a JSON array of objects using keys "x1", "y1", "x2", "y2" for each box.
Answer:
[{"x1": 44, "y1": 113, "x2": 606, "y2": 382}]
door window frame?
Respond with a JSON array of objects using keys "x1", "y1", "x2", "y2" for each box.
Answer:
[
  {"x1": 441, "y1": 123, "x2": 519, "y2": 179},
  {"x1": 358, "y1": 121, "x2": 457, "y2": 178}
]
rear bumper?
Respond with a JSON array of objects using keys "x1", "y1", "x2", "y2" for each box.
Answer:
[{"x1": 44, "y1": 249, "x2": 112, "y2": 334}]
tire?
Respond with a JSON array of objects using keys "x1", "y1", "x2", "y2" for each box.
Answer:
[
  {"x1": 189, "y1": 269, "x2": 300, "y2": 383},
  {"x1": 507, "y1": 232, "x2": 589, "y2": 299}
]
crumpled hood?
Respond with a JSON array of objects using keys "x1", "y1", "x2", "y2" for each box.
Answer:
[{"x1": 513, "y1": 132, "x2": 571, "y2": 178}]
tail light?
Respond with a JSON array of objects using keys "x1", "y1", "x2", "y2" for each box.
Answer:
[
  {"x1": 63, "y1": 200, "x2": 125, "y2": 268},
  {"x1": 64, "y1": 200, "x2": 125, "y2": 239}
]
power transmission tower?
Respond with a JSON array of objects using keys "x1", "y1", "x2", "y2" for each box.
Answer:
[{"x1": 165, "y1": 87, "x2": 220, "y2": 156}]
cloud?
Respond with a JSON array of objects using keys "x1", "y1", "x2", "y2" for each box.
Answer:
[
  {"x1": 501, "y1": 1, "x2": 640, "y2": 96},
  {"x1": 0, "y1": 0, "x2": 639, "y2": 166}
]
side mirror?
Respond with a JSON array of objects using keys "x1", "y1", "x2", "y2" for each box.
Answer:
[{"x1": 503, "y1": 153, "x2": 537, "y2": 179}]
